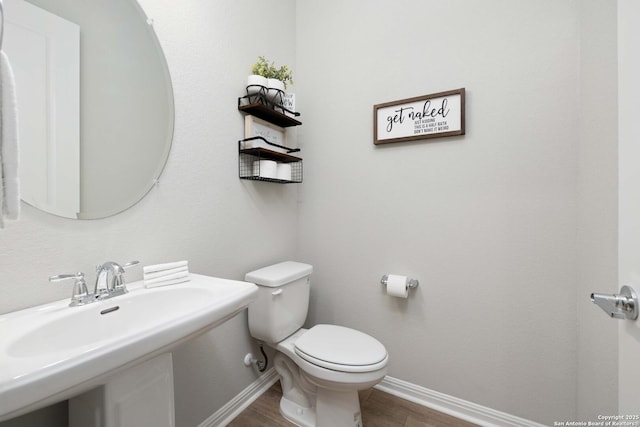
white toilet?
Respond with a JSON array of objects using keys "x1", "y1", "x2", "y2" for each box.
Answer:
[{"x1": 246, "y1": 261, "x2": 388, "y2": 427}]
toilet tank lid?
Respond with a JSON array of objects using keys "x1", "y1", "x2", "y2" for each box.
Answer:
[{"x1": 245, "y1": 261, "x2": 313, "y2": 287}]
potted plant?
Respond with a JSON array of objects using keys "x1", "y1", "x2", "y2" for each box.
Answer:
[
  {"x1": 247, "y1": 56, "x2": 270, "y2": 96},
  {"x1": 247, "y1": 56, "x2": 294, "y2": 104},
  {"x1": 267, "y1": 63, "x2": 293, "y2": 103}
]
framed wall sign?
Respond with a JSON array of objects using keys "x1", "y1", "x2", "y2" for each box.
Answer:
[
  {"x1": 244, "y1": 115, "x2": 286, "y2": 146},
  {"x1": 373, "y1": 88, "x2": 465, "y2": 145},
  {"x1": 240, "y1": 115, "x2": 289, "y2": 154}
]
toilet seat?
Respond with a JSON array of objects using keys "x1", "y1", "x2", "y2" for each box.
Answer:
[{"x1": 294, "y1": 324, "x2": 388, "y2": 373}]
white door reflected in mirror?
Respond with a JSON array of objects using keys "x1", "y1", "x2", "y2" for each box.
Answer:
[
  {"x1": 3, "y1": 0, "x2": 174, "y2": 219},
  {"x1": 5, "y1": 0, "x2": 80, "y2": 218}
]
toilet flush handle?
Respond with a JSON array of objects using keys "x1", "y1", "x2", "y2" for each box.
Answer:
[{"x1": 272, "y1": 289, "x2": 283, "y2": 296}]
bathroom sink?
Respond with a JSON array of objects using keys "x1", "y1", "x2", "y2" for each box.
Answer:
[{"x1": 0, "y1": 274, "x2": 258, "y2": 421}]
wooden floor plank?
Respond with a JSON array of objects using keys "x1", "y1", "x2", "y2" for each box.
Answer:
[{"x1": 227, "y1": 381, "x2": 478, "y2": 427}]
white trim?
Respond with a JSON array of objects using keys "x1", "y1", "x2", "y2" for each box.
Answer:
[
  {"x1": 201, "y1": 371, "x2": 545, "y2": 427},
  {"x1": 198, "y1": 369, "x2": 279, "y2": 427},
  {"x1": 375, "y1": 376, "x2": 546, "y2": 427}
]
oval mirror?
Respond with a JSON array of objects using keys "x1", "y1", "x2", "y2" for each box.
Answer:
[{"x1": 4, "y1": 0, "x2": 174, "y2": 219}]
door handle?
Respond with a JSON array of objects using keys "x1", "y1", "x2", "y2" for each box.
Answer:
[{"x1": 591, "y1": 285, "x2": 638, "y2": 320}]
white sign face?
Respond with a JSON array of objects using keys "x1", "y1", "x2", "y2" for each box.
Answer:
[
  {"x1": 245, "y1": 115, "x2": 286, "y2": 147},
  {"x1": 282, "y1": 92, "x2": 296, "y2": 117},
  {"x1": 374, "y1": 89, "x2": 465, "y2": 145}
]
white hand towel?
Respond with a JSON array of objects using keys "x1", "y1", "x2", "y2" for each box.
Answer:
[
  {"x1": 143, "y1": 261, "x2": 190, "y2": 288},
  {"x1": 0, "y1": 50, "x2": 20, "y2": 225},
  {"x1": 144, "y1": 270, "x2": 189, "y2": 285},
  {"x1": 143, "y1": 266, "x2": 189, "y2": 281},
  {"x1": 144, "y1": 276, "x2": 190, "y2": 289},
  {"x1": 143, "y1": 260, "x2": 189, "y2": 275}
]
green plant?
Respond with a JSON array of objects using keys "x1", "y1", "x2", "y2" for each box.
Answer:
[
  {"x1": 251, "y1": 56, "x2": 294, "y2": 89},
  {"x1": 273, "y1": 64, "x2": 294, "y2": 89},
  {"x1": 251, "y1": 56, "x2": 274, "y2": 78}
]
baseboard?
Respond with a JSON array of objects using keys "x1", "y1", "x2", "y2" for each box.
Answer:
[
  {"x1": 198, "y1": 368, "x2": 279, "y2": 427},
  {"x1": 201, "y1": 371, "x2": 546, "y2": 427},
  {"x1": 375, "y1": 376, "x2": 546, "y2": 427}
]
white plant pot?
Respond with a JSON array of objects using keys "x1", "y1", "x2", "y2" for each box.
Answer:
[
  {"x1": 247, "y1": 75, "x2": 268, "y2": 96},
  {"x1": 266, "y1": 78, "x2": 285, "y2": 103}
]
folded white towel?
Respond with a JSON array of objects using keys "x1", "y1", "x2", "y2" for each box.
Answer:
[
  {"x1": 0, "y1": 50, "x2": 20, "y2": 226},
  {"x1": 144, "y1": 276, "x2": 190, "y2": 289},
  {"x1": 144, "y1": 270, "x2": 189, "y2": 285},
  {"x1": 143, "y1": 260, "x2": 188, "y2": 275},
  {"x1": 143, "y1": 266, "x2": 189, "y2": 281},
  {"x1": 143, "y1": 260, "x2": 190, "y2": 288}
]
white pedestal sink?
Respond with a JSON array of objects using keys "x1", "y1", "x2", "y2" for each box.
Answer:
[
  {"x1": 69, "y1": 353, "x2": 175, "y2": 427},
  {"x1": 0, "y1": 274, "x2": 258, "y2": 424}
]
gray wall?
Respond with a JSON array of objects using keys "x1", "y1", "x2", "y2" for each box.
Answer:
[
  {"x1": 0, "y1": 0, "x2": 619, "y2": 426},
  {"x1": 295, "y1": 0, "x2": 617, "y2": 425},
  {"x1": 577, "y1": 0, "x2": 618, "y2": 419}
]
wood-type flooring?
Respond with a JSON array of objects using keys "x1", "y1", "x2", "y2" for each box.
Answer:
[{"x1": 227, "y1": 381, "x2": 479, "y2": 427}]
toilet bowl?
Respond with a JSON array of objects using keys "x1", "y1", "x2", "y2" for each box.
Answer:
[
  {"x1": 288, "y1": 325, "x2": 388, "y2": 384},
  {"x1": 246, "y1": 262, "x2": 389, "y2": 427},
  {"x1": 270, "y1": 326, "x2": 388, "y2": 427}
]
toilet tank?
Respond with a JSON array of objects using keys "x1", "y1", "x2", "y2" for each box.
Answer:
[{"x1": 245, "y1": 261, "x2": 313, "y2": 344}]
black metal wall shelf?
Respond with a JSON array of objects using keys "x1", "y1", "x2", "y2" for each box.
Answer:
[
  {"x1": 238, "y1": 93, "x2": 302, "y2": 127},
  {"x1": 238, "y1": 88, "x2": 303, "y2": 183},
  {"x1": 238, "y1": 139, "x2": 302, "y2": 184}
]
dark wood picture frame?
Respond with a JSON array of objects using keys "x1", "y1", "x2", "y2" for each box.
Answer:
[{"x1": 373, "y1": 88, "x2": 465, "y2": 145}]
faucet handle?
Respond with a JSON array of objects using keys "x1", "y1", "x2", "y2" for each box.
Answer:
[
  {"x1": 116, "y1": 261, "x2": 139, "y2": 289},
  {"x1": 123, "y1": 260, "x2": 140, "y2": 270},
  {"x1": 112, "y1": 261, "x2": 140, "y2": 292},
  {"x1": 49, "y1": 272, "x2": 91, "y2": 307}
]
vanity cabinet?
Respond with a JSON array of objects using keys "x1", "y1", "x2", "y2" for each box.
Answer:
[{"x1": 238, "y1": 93, "x2": 302, "y2": 183}]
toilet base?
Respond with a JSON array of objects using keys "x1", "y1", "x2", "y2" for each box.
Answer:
[
  {"x1": 280, "y1": 388, "x2": 362, "y2": 427},
  {"x1": 275, "y1": 351, "x2": 365, "y2": 427},
  {"x1": 280, "y1": 395, "x2": 316, "y2": 427},
  {"x1": 316, "y1": 387, "x2": 363, "y2": 427}
]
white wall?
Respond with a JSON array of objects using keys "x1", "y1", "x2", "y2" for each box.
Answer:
[
  {"x1": 0, "y1": 0, "x2": 296, "y2": 426},
  {"x1": 576, "y1": 0, "x2": 618, "y2": 420},
  {"x1": 296, "y1": 0, "x2": 616, "y2": 424},
  {"x1": 0, "y1": 1, "x2": 620, "y2": 426},
  {"x1": 617, "y1": 0, "x2": 640, "y2": 414}
]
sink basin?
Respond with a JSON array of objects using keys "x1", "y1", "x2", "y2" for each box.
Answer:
[
  {"x1": 8, "y1": 286, "x2": 222, "y2": 358},
  {"x1": 0, "y1": 274, "x2": 258, "y2": 422}
]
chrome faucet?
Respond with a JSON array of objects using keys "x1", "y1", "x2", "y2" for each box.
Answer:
[
  {"x1": 95, "y1": 261, "x2": 125, "y2": 297},
  {"x1": 50, "y1": 260, "x2": 139, "y2": 306},
  {"x1": 94, "y1": 260, "x2": 140, "y2": 297}
]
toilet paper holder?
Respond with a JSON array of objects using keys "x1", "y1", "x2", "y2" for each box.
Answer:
[{"x1": 380, "y1": 274, "x2": 419, "y2": 290}]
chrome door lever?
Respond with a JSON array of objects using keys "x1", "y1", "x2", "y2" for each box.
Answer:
[{"x1": 591, "y1": 285, "x2": 638, "y2": 320}]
